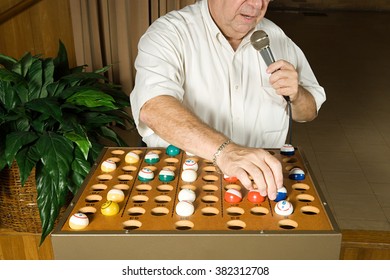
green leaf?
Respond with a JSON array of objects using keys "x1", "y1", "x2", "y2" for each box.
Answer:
[
  {"x1": 9, "y1": 115, "x2": 31, "y2": 132},
  {"x1": 41, "y1": 58, "x2": 55, "y2": 98},
  {"x1": 69, "y1": 146, "x2": 91, "y2": 194},
  {"x1": 53, "y1": 41, "x2": 70, "y2": 79},
  {"x1": 64, "y1": 132, "x2": 91, "y2": 160},
  {"x1": 35, "y1": 132, "x2": 73, "y2": 180},
  {"x1": 0, "y1": 68, "x2": 23, "y2": 83},
  {"x1": 15, "y1": 145, "x2": 40, "y2": 186},
  {"x1": 34, "y1": 133, "x2": 74, "y2": 244},
  {"x1": 25, "y1": 97, "x2": 62, "y2": 122},
  {"x1": 0, "y1": 53, "x2": 17, "y2": 70},
  {"x1": 0, "y1": 82, "x2": 19, "y2": 110},
  {"x1": 98, "y1": 126, "x2": 127, "y2": 146},
  {"x1": 5, "y1": 131, "x2": 39, "y2": 166},
  {"x1": 0, "y1": 138, "x2": 7, "y2": 170},
  {"x1": 26, "y1": 59, "x2": 43, "y2": 100},
  {"x1": 13, "y1": 52, "x2": 36, "y2": 77},
  {"x1": 89, "y1": 142, "x2": 104, "y2": 162},
  {"x1": 61, "y1": 71, "x2": 107, "y2": 83},
  {"x1": 46, "y1": 80, "x2": 66, "y2": 97},
  {"x1": 66, "y1": 89, "x2": 117, "y2": 109},
  {"x1": 83, "y1": 112, "x2": 124, "y2": 127},
  {"x1": 35, "y1": 161, "x2": 68, "y2": 245}
]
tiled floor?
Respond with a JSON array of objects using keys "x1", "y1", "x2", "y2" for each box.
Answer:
[{"x1": 266, "y1": 10, "x2": 390, "y2": 231}]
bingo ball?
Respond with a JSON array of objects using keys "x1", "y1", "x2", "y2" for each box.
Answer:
[
  {"x1": 158, "y1": 168, "x2": 175, "y2": 182},
  {"x1": 182, "y1": 159, "x2": 198, "y2": 171},
  {"x1": 138, "y1": 167, "x2": 154, "y2": 182},
  {"x1": 101, "y1": 159, "x2": 116, "y2": 172},
  {"x1": 178, "y1": 188, "x2": 196, "y2": 202},
  {"x1": 125, "y1": 151, "x2": 140, "y2": 164},
  {"x1": 175, "y1": 201, "x2": 195, "y2": 217},
  {"x1": 224, "y1": 189, "x2": 242, "y2": 203},
  {"x1": 247, "y1": 189, "x2": 266, "y2": 203},
  {"x1": 289, "y1": 168, "x2": 305, "y2": 181},
  {"x1": 274, "y1": 200, "x2": 294, "y2": 216},
  {"x1": 145, "y1": 152, "x2": 160, "y2": 164},
  {"x1": 69, "y1": 212, "x2": 89, "y2": 230},
  {"x1": 181, "y1": 169, "x2": 197, "y2": 183},
  {"x1": 280, "y1": 144, "x2": 295, "y2": 156},
  {"x1": 223, "y1": 175, "x2": 238, "y2": 183},
  {"x1": 166, "y1": 145, "x2": 180, "y2": 156},
  {"x1": 107, "y1": 189, "x2": 125, "y2": 203},
  {"x1": 101, "y1": 200, "x2": 120, "y2": 216},
  {"x1": 274, "y1": 186, "x2": 288, "y2": 202}
]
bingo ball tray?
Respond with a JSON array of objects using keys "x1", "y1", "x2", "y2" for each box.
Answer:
[{"x1": 52, "y1": 147, "x2": 341, "y2": 260}]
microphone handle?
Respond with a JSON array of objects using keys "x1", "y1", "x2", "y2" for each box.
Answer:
[
  {"x1": 260, "y1": 47, "x2": 275, "y2": 67},
  {"x1": 260, "y1": 47, "x2": 290, "y2": 102}
]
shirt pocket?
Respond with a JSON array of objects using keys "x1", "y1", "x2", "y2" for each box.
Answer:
[{"x1": 259, "y1": 87, "x2": 289, "y2": 146}]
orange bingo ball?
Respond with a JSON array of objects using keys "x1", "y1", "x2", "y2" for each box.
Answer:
[
  {"x1": 101, "y1": 200, "x2": 120, "y2": 216},
  {"x1": 223, "y1": 175, "x2": 238, "y2": 183},
  {"x1": 247, "y1": 190, "x2": 266, "y2": 203},
  {"x1": 224, "y1": 189, "x2": 242, "y2": 203}
]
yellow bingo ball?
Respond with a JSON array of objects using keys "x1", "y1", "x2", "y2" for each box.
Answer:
[
  {"x1": 101, "y1": 200, "x2": 120, "y2": 216},
  {"x1": 125, "y1": 152, "x2": 140, "y2": 164},
  {"x1": 107, "y1": 189, "x2": 125, "y2": 203}
]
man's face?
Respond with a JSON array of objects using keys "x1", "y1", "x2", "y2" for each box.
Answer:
[{"x1": 208, "y1": 0, "x2": 269, "y2": 41}]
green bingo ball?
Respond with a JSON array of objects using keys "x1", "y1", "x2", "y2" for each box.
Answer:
[
  {"x1": 158, "y1": 168, "x2": 175, "y2": 182},
  {"x1": 166, "y1": 145, "x2": 180, "y2": 156},
  {"x1": 145, "y1": 151, "x2": 160, "y2": 164}
]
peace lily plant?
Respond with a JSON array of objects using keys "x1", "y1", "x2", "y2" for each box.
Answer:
[{"x1": 0, "y1": 42, "x2": 132, "y2": 244}]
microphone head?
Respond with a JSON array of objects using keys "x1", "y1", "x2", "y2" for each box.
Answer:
[{"x1": 250, "y1": 30, "x2": 270, "y2": 51}]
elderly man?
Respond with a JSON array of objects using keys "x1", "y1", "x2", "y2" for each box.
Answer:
[{"x1": 130, "y1": 0, "x2": 325, "y2": 200}]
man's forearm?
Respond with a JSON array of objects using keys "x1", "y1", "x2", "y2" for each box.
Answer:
[
  {"x1": 291, "y1": 86, "x2": 318, "y2": 122},
  {"x1": 139, "y1": 95, "x2": 228, "y2": 160}
]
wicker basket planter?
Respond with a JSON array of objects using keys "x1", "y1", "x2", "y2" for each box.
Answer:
[{"x1": 0, "y1": 162, "x2": 42, "y2": 233}]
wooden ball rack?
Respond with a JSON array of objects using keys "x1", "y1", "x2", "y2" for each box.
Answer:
[{"x1": 52, "y1": 146, "x2": 341, "y2": 259}]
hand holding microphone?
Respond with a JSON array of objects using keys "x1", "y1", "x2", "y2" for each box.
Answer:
[{"x1": 250, "y1": 30, "x2": 295, "y2": 102}]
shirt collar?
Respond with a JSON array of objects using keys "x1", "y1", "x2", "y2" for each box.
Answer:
[
  {"x1": 200, "y1": 0, "x2": 264, "y2": 50},
  {"x1": 200, "y1": 0, "x2": 221, "y2": 39}
]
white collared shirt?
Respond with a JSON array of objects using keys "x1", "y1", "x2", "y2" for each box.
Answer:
[{"x1": 130, "y1": 0, "x2": 325, "y2": 148}]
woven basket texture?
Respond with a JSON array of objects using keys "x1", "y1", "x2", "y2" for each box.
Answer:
[{"x1": 0, "y1": 161, "x2": 42, "y2": 233}]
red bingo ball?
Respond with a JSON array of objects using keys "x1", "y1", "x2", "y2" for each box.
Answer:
[
  {"x1": 223, "y1": 175, "x2": 238, "y2": 183},
  {"x1": 224, "y1": 189, "x2": 242, "y2": 203},
  {"x1": 247, "y1": 190, "x2": 266, "y2": 203}
]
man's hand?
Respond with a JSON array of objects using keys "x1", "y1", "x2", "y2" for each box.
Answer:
[
  {"x1": 267, "y1": 60, "x2": 318, "y2": 122},
  {"x1": 267, "y1": 60, "x2": 299, "y2": 101},
  {"x1": 216, "y1": 142, "x2": 284, "y2": 200}
]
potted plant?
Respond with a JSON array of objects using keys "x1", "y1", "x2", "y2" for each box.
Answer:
[{"x1": 0, "y1": 41, "x2": 132, "y2": 244}]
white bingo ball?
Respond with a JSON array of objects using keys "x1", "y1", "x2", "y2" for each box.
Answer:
[
  {"x1": 274, "y1": 200, "x2": 294, "y2": 216},
  {"x1": 69, "y1": 212, "x2": 89, "y2": 230},
  {"x1": 181, "y1": 169, "x2": 197, "y2": 183},
  {"x1": 107, "y1": 189, "x2": 125, "y2": 203},
  {"x1": 138, "y1": 167, "x2": 154, "y2": 182},
  {"x1": 183, "y1": 159, "x2": 198, "y2": 171},
  {"x1": 178, "y1": 188, "x2": 196, "y2": 202},
  {"x1": 175, "y1": 201, "x2": 195, "y2": 217},
  {"x1": 280, "y1": 144, "x2": 295, "y2": 156},
  {"x1": 101, "y1": 159, "x2": 116, "y2": 172}
]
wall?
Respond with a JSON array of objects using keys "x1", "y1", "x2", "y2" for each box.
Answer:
[
  {"x1": 270, "y1": 0, "x2": 390, "y2": 11},
  {"x1": 0, "y1": 0, "x2": 76, "y2": 66}
]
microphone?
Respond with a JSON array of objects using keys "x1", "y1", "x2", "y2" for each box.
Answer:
[{"x1": 250, "y1": 30, "x2": 290, "y2": 102}]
